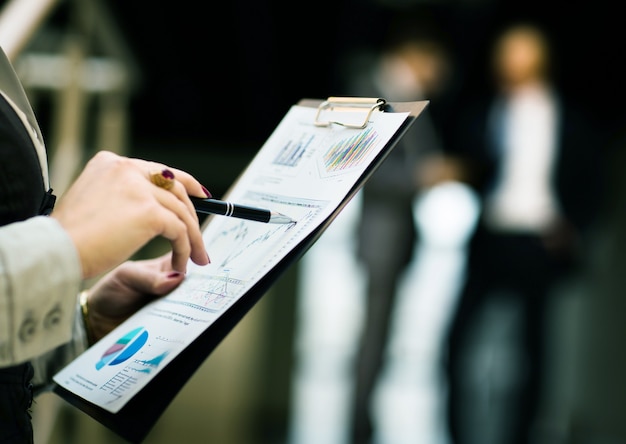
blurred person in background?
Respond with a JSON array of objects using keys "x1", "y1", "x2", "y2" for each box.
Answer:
[
  {"x1": 442, "y1": 21, "x2": 602, "y2": 444},
  {"x1": 343, "y1": 16, "x2": 456, "y2": 443}
]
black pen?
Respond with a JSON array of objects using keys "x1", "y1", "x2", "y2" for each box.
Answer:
[{"x1": 191, "y1": 197, "x2": 296, "y2": 224}]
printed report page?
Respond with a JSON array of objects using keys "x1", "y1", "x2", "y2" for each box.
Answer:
[{"x1": 53, "y1": 104, "x2": 409, "y2": 413}]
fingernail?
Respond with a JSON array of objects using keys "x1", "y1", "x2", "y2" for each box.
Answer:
[
  {"x1": 207, "y1": 253, "x2": 211, "y2": 264},
  {"x1": 201, "y1": 186, "x2": 212, "y2": 198},
  {"x1": 167, "y1": 271, "x2": 182, "y2": 278}
]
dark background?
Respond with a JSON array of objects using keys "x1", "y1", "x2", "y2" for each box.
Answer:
[
  {"x1": 104, "y1": 0, "x2": 625, "y2": 155},
  {"x1": 24, "y1": 0, "x2": 626, "y2": 199}
]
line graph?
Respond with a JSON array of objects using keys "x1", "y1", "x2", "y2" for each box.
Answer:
[{"x1": 166, "y1": 192, "x2": 328, "y2": 316}]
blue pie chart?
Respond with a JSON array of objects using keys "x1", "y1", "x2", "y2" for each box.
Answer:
[{"x1": 95, "y1": 326, "x2": 149, "y2": 370}]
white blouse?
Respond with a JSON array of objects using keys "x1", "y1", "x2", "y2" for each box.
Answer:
[{"x1": 484, "y1": 84, "x2": 562, "y2": 233}]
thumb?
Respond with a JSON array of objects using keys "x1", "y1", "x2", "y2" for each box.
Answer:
[
  {"x1": 151, "y1": 270, "x2": 186, "y2": 295},
  {"x1": 116, "y1": 259, "x2": 186, "y2": 295}
]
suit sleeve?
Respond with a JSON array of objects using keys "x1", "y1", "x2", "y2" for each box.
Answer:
[{"x1": 0, "y1": 216, "x2": 84, "y2": 369}]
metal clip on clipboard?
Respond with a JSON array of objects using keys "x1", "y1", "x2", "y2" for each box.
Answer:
[{"x1": 314, "y1": 97, "x2": 387, "y2": 129}]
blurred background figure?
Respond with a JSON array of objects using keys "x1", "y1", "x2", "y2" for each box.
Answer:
[
  {"x1": 346, "y1": 16, "x2": 455, "y2": 444},
  {"x1": 288, "y1": 11, "x2": 468, "y2": 444},
  {"x1": 442, "y1": 21, "x2": 603, "y2": 444}
]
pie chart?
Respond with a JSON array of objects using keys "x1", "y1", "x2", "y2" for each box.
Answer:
[{"x1": 95, "y1": 326, "x2": 149, "y2": 370}]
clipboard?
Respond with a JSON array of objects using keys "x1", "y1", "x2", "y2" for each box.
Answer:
[{"x1": 53, "y1": 97, "x2": 429, "y2": 443}]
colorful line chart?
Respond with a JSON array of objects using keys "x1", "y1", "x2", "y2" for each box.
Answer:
[{"x1": 322, "y1": 126, "x2": 378, "y2": 173}]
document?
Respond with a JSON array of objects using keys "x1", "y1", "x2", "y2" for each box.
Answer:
[{"x1": 53, "y1": 102, "x2": 411, "y2": 414}]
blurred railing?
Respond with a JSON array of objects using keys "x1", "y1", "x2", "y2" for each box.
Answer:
[{"x1": 0, "y1": 0, "x2": 140, "y2": 194}]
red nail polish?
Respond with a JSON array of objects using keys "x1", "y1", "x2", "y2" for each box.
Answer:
[
  {"x1": 201, "y1": 186, "x2": 212, "y2": 198},
  {"x1": 167, "y1": 271, "x2": 182, "y2": 278}
]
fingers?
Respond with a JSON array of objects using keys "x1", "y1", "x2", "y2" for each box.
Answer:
[
  {"x1": 146, "y1": 162, "x2": 210, "y2": 198},
  {"x1": 145, "y1": 164, "x2": 211, "y2": 270},
  {"x1": 52, "y1": 151, "x2": 212, "y2": 279},
  {"x1": 163, "y1": 172, "x2": 201, "y2": 225},
  {"x1": 151, "y1": 190, "x2": 209, "y2": 270},
  {"x1": 116, "y1": 257, "x2": 186, "y2": 295},
  {"x1": 87, "y1": 257, "x2": 186, "y2": 340},
  {"x1": 168, "y1": 166, "x2": 210, "y2": 197}
]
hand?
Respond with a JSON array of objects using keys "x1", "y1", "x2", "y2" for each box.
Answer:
[
  {"x1": 51, "y1": 150, "x2": 211, "y2": 278},
  {"x1": 84, "y1": 255, "x2": 184, "y2": 342}
]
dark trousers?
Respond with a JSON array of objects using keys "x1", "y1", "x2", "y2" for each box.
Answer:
[
  {"x1": 0, "y1": 362, "x2": 34, "y2": 444},
  {"x1": 350, "y1": 265, "x2": 404, "y2": 444},
  {"x1": 445, "y1": 226, "x2": 565, "y2": 444},
  {"x1": 351, "y1": 197, "x2": 416, "y2": 444}
]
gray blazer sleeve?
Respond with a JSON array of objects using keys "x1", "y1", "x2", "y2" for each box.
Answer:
[{"x1": 0, "y1": 216, "x2": 84, "y2": 368}]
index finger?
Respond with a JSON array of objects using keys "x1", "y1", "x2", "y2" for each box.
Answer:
[
  {"x1": 165, "y1": 168, "x2": 207, "y2": 220},
  {"x1": 144, "y1": 162, "x2": 209, "y2": 218}
]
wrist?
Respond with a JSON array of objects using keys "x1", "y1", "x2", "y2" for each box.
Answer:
[{"x1": 79, "y1": 290, "x2": 96, "y2": 346}]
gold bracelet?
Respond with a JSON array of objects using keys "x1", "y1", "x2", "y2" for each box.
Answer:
[{"x1": 79, "y1": 290, "x2": 96, "y2": 346}]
